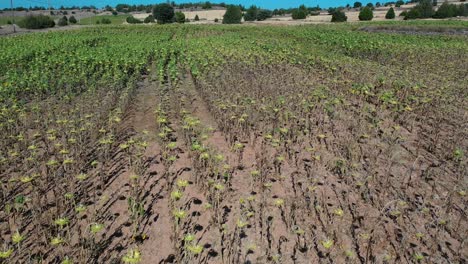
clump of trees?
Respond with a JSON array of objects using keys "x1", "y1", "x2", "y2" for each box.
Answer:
[
  {"x1": 404, "y1": 0, "x2": 434, "y2": 19},
  {"x1": 434, "y1": 2, "x2": 468, "y2": 18},
  {"x1": 223, "y1": 5, "x2": 242, "y2": 24},
  {"x1": 153, "y1": 3, "x2": 175, "y2": 24},
  {"x1": 244, "y1": 5, "x2": 273, "y2": 21},
  {"x1": 292, "y1": 5, "x2": 309, "y2": 19},
  {"x1": 359, "y1": 6, "x2": 374, "y2": 20},
  {"x1": 18, "y1": 15, "x2": 55, "y2": 29}
]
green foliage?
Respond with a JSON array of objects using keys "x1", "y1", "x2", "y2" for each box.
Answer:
[
  {"x1": 405, "y1": 0, "x2": 434, "y2": 19},
  {"x1": 101, "y1": 18, "x2": 112, "y2": 24},
  {"x1": 68, "y1": 16, "x2": 77, "y2": 24},
  {"x1": 354, "y1": 2, "x2": 363, "y2": 8},
  {"x1": 175, "y1": 12, "x2": 185, "y2": 23},
  {"x1": 257, "y1": 10, "x2": 273, "y2": 21},
  {"x1": 244, "y1": 5, "x2": 259, "y2": 21},
  {"x1": 223, "y1": 5, "x2": 242, "y2": 24},
  {"x1": 434, "y1": 2, "x2": 459, "y2": 18},
  {"x1": 386, "y1": 7, "x2": 396, "y2": 19},
  {"x1": 202, "y1": 1, "x2": 213, "y2": 9},
  {"x1": 126, "y1": 16, "x2": 143, "y2": 24},
  {"x1": 244, "y1": 5, "x2": 272, "y2": 21},
  {"x1": 331, "y1": 10, "x2": 348, "y2": 22},
  {"x1": 58, "y1": 16, "x2": 68, "y2": 26},
  {"x1": 292, "y1": 5, "x2": 308, "y2": 20},
  {"x1": 18, "y1": 15, "x2": 55, "y2": 29},
  {"x1": 396, "y1": 0, "x2": 405, "y2": 7},
  {"x1": 195, "y1": 15, "x2": 200, "y2": 21},
  {"x1": 153, "y1": 3, "x2": 175, "y2": 24},
  {"x1": 144, "y1": 15, "x2": 155, "y2": 23},
  {"x1": 359, "y1": 6, "x2": 374, "y2": 20}
]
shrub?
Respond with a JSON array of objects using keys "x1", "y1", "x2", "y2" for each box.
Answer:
[
  {"x1": 126, "y1": 16, "x2": 143, "y2": 24},
  {"x1": 68, "y1": 16, "x2": 77, "y2": 24},
  {"x1": 112, "y1": 11, "x2": 118, "y2": 16},
  {"x1": 223, "y1": 5, "x2": 242, "y2": 24},
  {"x1": 214, "y1": 18, "x2": 219, "y2": 22},
  {"x1": 331, "y1": 10, "x2": 347, "y2": 22},
  {"x1": 175, "y1": 12, "x2": 185, "y2": 23},
  {"x1": 101, "y1": 18, "x2": 111, "y2": 24},
  {"x1": 144, "y1": 15, "x2": 155, "y2": 23},
  {"x1": 18, "y1": 15, "x2": 55, "y2": 29},
  {"x1": 195, "y1": 14, "x2": 200, "y2": 21},
  {"x1": 385, "y1": 7, "x2": 396, "y2": 19},
  {"x1": 153, "y1": 3, "x2": 174, "y2": 24},
  {"x1": 359, "y1": 6, "x2": 374, "y2": 20},
  {"x1": 395, "y1": 0, "x2": 405, "y2": 7}
]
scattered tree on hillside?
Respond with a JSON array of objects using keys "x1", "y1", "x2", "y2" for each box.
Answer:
[
  {"x1": 385, "y1": 7, "x2": 396, "y2": 19},
  {"x1": 354, "y1": 2, "x2": 363, "y2": 8},
  {"x1": 396, "y1": 0, "x2": 405, "y2": 7}
]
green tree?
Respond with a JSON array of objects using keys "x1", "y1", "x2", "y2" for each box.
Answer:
[
  {"x1": 331, "y1": 9, "x2": 347, "y2": 22},
  {"x1": 223, "y1": 5, "x2": 242, "y2": 24},
  {"x1": 395, "y1": 0, "x2": 405, "y2": 7},
  {"x1": 153, "y1": 3, "x2": 174, "y2": 24},
  {"x1": 404, "y1": 0, "x2": 434, "y2": 19},
  {"x1": 194, "y1": 14, "x2": 200, "y2": 21},
  {"x1": 434, "y1": 2, "x2": 457, "y2": 18},
  {"x1": 385, "y1": 7, "x2": 396, "y2": 19},
  {"x1": 244, "y1": 5, "x2": 259, "y2": 21},
  {"x1": 68, "y1": 16, "x2": 77, "y2": 24},
  {"x1": 175, "y1": 12, "x2": 185, "y2": 23},
  {"x1": 57, "y1": 16, "x2": 68, "y2": 26},
  {"x1": 359, "y1": 6, "x2": 374, "y2": 20},
  {"x1": 354, "y1": 1, "x2": 363, "y2": 8},
  {"x1": 292, "y1": 5, "x2": 308, "y2": 19},
  {"x1": 257, "y1": 9, "x2": 273, "y2": 21}
]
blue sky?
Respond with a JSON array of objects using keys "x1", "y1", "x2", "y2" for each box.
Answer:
[{"x1": 2, "y1": 0, "x2": 383, "y2": 10}]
